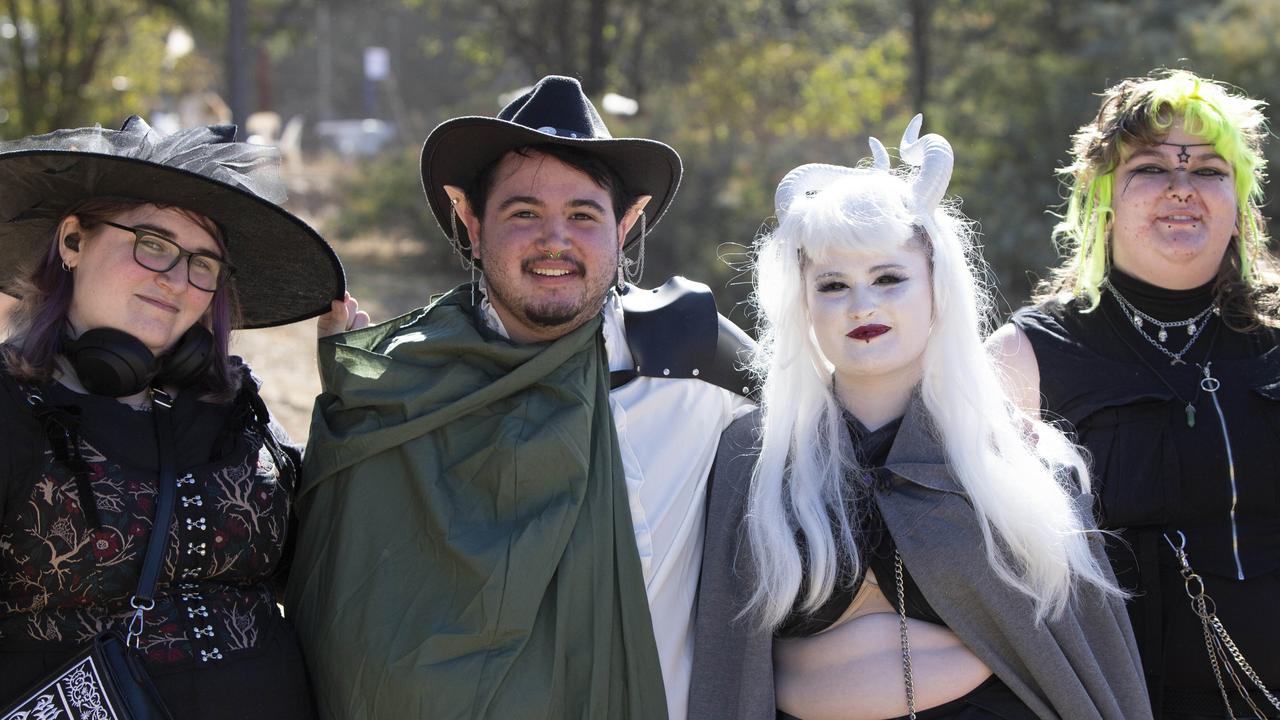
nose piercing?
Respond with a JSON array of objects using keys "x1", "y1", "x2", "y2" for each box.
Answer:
[{"x1": 545, "y1": 250, "x2": 564, "y2": 260}]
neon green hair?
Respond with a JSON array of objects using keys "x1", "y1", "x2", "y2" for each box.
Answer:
[{"x1": 1053, "y1": 70, "x2": 1269, "y2": 308}]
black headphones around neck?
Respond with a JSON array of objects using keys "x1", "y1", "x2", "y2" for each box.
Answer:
[{"x1": 62, "y1": 325, "x2": 215, "y2": 397}]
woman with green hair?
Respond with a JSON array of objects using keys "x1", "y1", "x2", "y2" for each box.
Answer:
[{"x1": 993, "y1": 69, "x2": 1280, "y2": 719}]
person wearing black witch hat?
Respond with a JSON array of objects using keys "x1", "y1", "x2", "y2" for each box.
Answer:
[
  {"x1": 0, "y1": 116, "x2": 344, "y2": 719},
  {"x1": 287, "y1": 75, "x2": 756, "y2": 719}
]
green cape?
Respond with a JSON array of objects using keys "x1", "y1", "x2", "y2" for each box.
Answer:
[{"x1": 286, "y1": 287, "x2": 667, "y2": 719}]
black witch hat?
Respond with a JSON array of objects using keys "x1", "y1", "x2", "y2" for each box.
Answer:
[{"x1": 0, "y1": 116, "x2": 344, "y2": 329}]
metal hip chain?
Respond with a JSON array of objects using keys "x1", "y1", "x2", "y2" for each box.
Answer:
[
  {"x1": 1165, "y1": 531, "x2": 1280, "y2": 718},
  {"x1": 896, "y1": 550, "x2": 917, "y2": 719}
]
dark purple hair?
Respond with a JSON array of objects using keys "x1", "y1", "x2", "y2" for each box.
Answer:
[{"x1": 1, "y1": 198, "x2": 244, "y2": 402}]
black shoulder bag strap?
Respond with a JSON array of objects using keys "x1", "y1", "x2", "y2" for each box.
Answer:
[
  {"x1": 126, "y1": 387, "x2": 177, "y2": 648},
  {"x1": 3, "y1": 385, "x2": 179, "y2": 720}
]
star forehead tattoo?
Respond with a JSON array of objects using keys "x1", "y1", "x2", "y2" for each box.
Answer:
[{"x1": 1161, "y1": 141, "x2": 1213, "y2": 164}]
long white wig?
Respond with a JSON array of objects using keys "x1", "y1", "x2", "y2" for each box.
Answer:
[{"x1": 745, "y1": 116, "x2": 1119, "y2": 630}]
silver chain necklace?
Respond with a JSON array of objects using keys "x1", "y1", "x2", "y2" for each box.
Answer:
[
  {"x1": 1104, "y1": 279, "x2": 1217, "y2": 365},
  {"x1": 895, "y1": 551, "x2": 916, "y2": 719}
]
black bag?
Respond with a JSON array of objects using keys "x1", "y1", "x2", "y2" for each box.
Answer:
[
  {"x1": 2, "y1": 387, "x2": 180, "y2": 720},
  {"x1": 1, "y1": 632, "x2": 173, "y2": 720}
]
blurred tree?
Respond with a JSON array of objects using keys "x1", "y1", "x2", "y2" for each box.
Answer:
[
  {"x1": 316, "y1": 0, "x2": 1280, "y2": 319},
  {"x1": 158, "y1": 0, "x2": 320, "y2": 132},
  {"x1": 0, "y1": 0, "x2": 180, "y2": 136},
  {"x1": 0, "y1": 0, "x2": 317, "y2": 138},
  {"x1": 433, "y1": 0, "x2": 773, "y2": 102},
  {"x1": 1185, "y1": 0, "x2": 1280, "y2": 223},
  {"x1": 927, "y1": 0, "x2": 1219, "y2": 303}
]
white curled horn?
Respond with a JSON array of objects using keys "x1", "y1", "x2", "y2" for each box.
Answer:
[
  {"x1": 868, "y1": 136, "x2": 891, "y2": 171},
  {"x1": 773, "y1": 168, "x2": 806, "y2": 221},
  {"x1": 773, "y1": 163, "x2": 858, "y2": 221},
  {"x1": 898, "y1": 113, "x2": 953, "y2": 214}
]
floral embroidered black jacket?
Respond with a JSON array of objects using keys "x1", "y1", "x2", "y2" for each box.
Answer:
[{"x1": 0, "y1": 363, "x2": 313, "y2": 717}]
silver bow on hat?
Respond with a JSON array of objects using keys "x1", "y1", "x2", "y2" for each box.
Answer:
[
  {"x1": 0, "y1": 116, "x2": 286, "y2": 212},
  {"x1": 0, "y1": 116, "x2": 344, "y2": 328}
]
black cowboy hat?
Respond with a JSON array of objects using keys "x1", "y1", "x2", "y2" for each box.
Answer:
[
  {"x1": 0, "y1": 116, "x2": 344, "y2": 329},
  {"x1": 420, "y1": 75, "x2": 682, "y2": 259}
]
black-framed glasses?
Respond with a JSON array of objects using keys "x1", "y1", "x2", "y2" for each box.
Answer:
[{"x1": 101, "y1": 220, "x2": 235, "y2": 292}]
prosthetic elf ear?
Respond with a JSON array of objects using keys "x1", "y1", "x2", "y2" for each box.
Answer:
[{"x1": 619, "y1": 195, "x2": 652, "y2": 244}]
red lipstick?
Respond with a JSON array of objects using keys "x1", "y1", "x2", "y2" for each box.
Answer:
[{"x1": 848, "y1": 324, "x2": 890, "y2": 342}]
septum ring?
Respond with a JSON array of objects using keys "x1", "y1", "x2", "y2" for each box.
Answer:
[{"x1": 544, "y1": 250, "x2": 564, "y2": 260}]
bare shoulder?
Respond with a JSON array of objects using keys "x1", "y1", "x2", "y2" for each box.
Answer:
[{"x1": 986, "y1": 322, "x2": 1041, "y2": 415}]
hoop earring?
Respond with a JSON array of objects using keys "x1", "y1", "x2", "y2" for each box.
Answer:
[{"x1": 61, "y1": 261, "x2": 72, "y2": 272}]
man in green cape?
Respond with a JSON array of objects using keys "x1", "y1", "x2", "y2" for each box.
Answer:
[{"x1": 287, "y1": 76, "x2": 755, "y2": 719}]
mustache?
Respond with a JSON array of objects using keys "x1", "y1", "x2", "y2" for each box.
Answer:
[{"x1": 521, "y1": 256, "x2": 585, "y2": 275}]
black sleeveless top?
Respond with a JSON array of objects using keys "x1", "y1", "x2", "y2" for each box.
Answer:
[
  {"x1": 779, "y1": 416, "x2": 941, "y2": 637},
  {"x1": 1012, "y1": 270, "x2": 1280, "y2": 717}
]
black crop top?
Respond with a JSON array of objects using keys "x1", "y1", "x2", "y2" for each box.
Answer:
[{"x1": 778, "y1": 415, "x2": 942, "y2": 637}]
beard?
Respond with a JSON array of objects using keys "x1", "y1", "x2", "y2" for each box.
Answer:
[
  {"x1": 478, "y1": 243, "x2": 618, "y2": 338},
  {"x1": 522, "y1": 300, "x2": 586, "y2": 328}
]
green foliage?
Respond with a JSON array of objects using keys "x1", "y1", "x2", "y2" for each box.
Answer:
[
  {"x1": 328, "y1": 145, "x2": 438, "y2": 242},
  {"x1": 10, "y1": 0, "x2": 1279, "y2": 318},
  {"x1": 0, "y1": 0, "x2": 325, "y2": 138},
  {"x1": 303, "y1": 0, "x2": 1280, "y2": 317},
  {"x1": 630, "y1": 23, "x2": 918, "y2": 320},
  {"x1": 0, "y1": 0, "x2": 184, "y2": 136}
]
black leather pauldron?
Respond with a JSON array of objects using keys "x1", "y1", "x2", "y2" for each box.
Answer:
[{"x1": 613, "y1": 276, "x2": 758, "y2": 400}]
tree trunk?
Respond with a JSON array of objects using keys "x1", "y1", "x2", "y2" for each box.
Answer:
[
  {"x1": 226, "y1": 0, "x2": 250, "y2": 138},
  {"x1": 583, "y1": 0, "x2": 607, "y2": 97},
  {"x1": 909, "y1": 0, "x2": 933, "y2": 114}
]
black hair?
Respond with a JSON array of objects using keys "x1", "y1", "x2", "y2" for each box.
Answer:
[{"x1": 465, "y1": 143, "x2": 637, "y2": 221}]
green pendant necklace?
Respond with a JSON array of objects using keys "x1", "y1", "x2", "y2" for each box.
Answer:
[{"x1": 1102, "y1": 289, "x2": 1222, "y2": 428}]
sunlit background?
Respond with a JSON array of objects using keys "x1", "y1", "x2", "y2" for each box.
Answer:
[{"x1": 2, "y1": 0, "x2": 1276, "y2": 438}]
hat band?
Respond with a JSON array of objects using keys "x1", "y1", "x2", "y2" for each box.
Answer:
[{"x1": 534, "y1": 126, "x2": 593, "y2": 139}]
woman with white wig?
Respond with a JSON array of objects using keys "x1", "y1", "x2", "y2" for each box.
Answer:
[{"x1": 688, "y1": 117, "x2": 1151, "y2": 719}]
